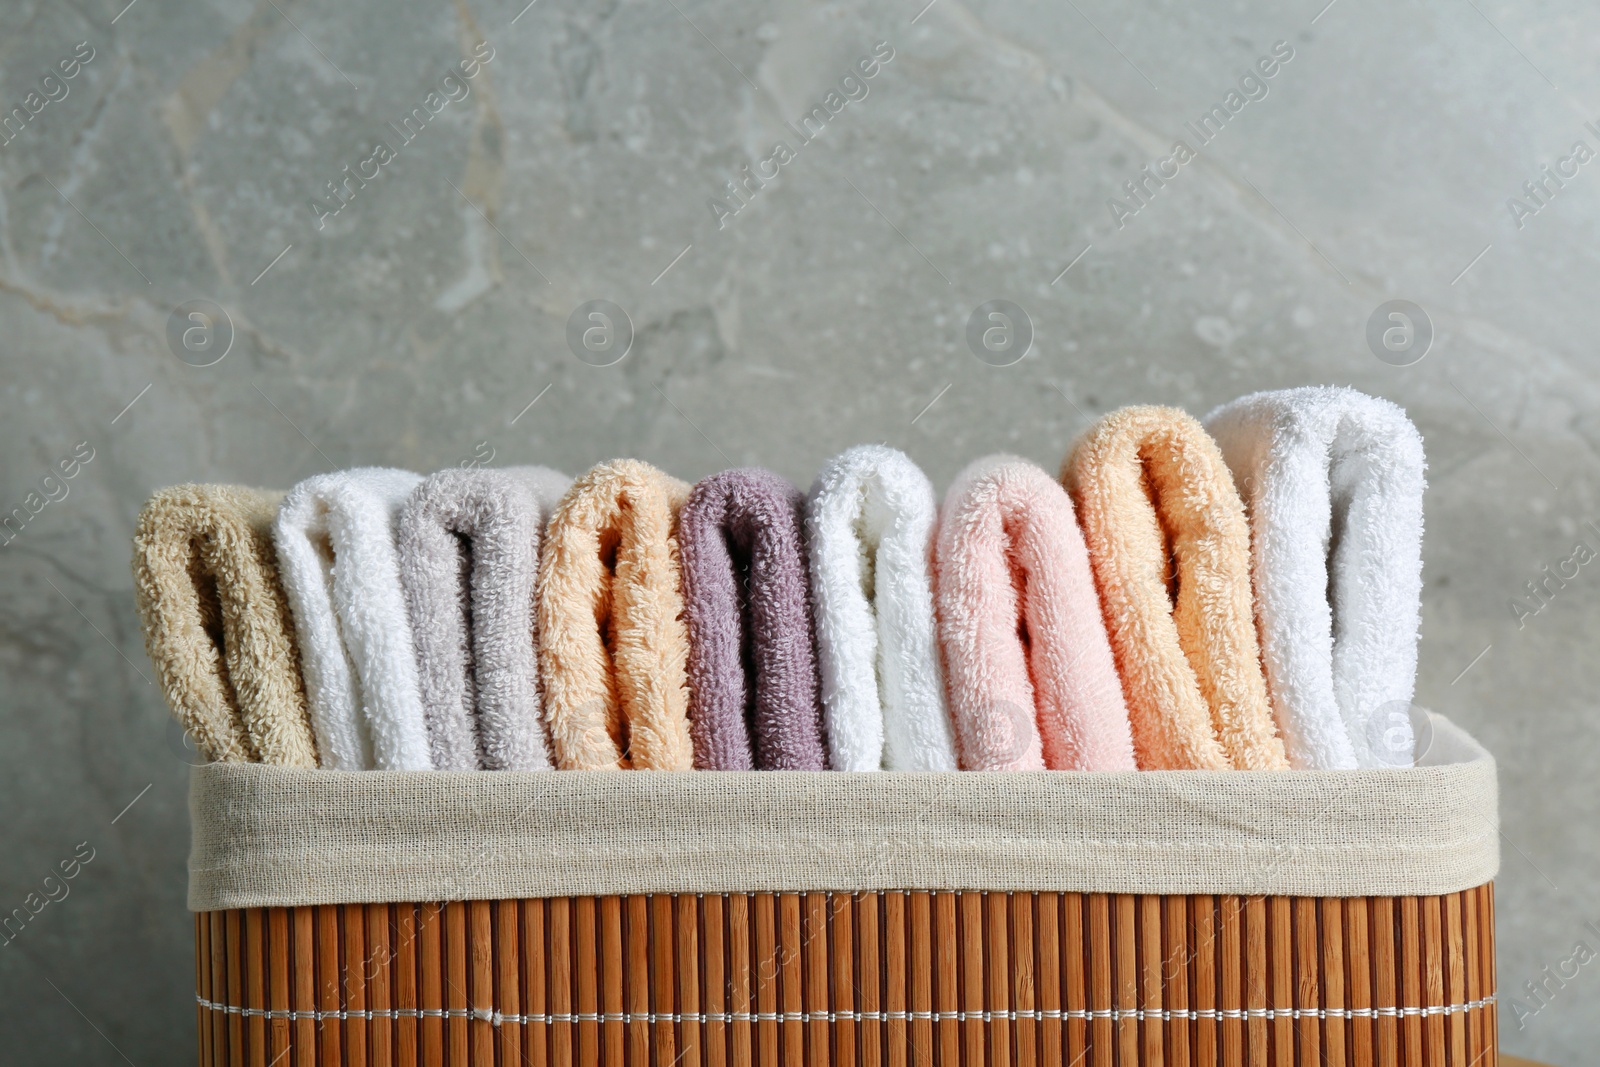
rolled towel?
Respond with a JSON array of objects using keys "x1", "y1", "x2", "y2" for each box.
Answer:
[
  {"x1": 398, "y1": 466, "x2": 572, "y2": 771},
  {"x1": 807, "y1": 445, "x2": 957, "y2": 771},
  {"x1": 132, "y1": 485, "x2": 317, "y2": 766},
  {"x1": 680, "y1": 468, "x2": 828, "y2": 770},
  {"x1": 935, "y1": 456, "x2": 1136, "y2": 771},
  {"x1": 1204, "y1": 386, "x2": 1426, "y2": 769},
  {"x1": 1063, "y1": 407, "x2": 1288, "y2": 771},
  {"x1": 275, "y1": 468, "x2": 431, "y2": 771},
  {"x1": 537, "y1": 459, "x2": 695, "y2": 770}
]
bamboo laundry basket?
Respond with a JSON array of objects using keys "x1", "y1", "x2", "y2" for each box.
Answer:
[{"x1": 187, "y1": 714, "x2": 1499, "y2": 1066}]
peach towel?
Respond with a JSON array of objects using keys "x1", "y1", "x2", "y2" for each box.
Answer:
[
  {"x1": 1063, "y1": 407, "x2": 1288, "y2": 771},
  {"x1": 537, "y1": 460, "x2": 695, "y2": 770},
  {"x1": 935, "y1": 456, "x2": 1135, "y2": 771}
]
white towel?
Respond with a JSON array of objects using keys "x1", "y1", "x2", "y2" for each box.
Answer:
[
  {"x1": 806, "y1": 445, "x2": 957, "y2": 771},
  {"x1": 274, "y1": 467, "x2": 432, "y2": 770},
  {"x1": 1204, "y1": 387, "x2": 1427, "y2": 769}
]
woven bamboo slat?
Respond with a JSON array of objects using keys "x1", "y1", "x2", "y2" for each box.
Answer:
[{"x1": 196, "y1": 885, "x2": 1497, "y2": 1067}]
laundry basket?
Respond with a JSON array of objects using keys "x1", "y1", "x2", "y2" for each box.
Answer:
[{"x1": 187, "y1": 714, "x2": 1498, "y2": 1066}]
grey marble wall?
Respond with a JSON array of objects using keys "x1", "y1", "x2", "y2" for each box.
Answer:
[{"x1": 1, "y1": 0, "x2": 1597, "y2": 1061}]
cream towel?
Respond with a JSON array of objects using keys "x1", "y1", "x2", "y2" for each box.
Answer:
[
  {"x1": 132, "y1": 485, "x2": 317, "y2": 766},
  {"x1": 274, "y1": 468, "x2": 431, "y2": 771},
  {"x1": 1205, "y1": 386, "x2": 1426, "y2": 769}
]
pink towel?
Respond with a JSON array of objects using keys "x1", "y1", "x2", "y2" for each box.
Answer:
[{"x1": 934, "y1": 455, "x2": 1136, "y2": 771}]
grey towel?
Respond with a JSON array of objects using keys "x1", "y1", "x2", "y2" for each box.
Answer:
[{"x1": 398, "y1": 466, "x2": 571, "y2": 770}]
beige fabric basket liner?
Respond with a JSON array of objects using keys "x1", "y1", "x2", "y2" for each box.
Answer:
[{"x1": 188, "y1": 713, "x2": 1497, "y2": 911}]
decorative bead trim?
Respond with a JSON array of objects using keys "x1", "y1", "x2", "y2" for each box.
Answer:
[{"x1": 196, "y1": 994, "x2": 1496, "y2": 1026}]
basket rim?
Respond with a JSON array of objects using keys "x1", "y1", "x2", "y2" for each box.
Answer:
[{"x1": 187, "y1": 714, "x2": 1496, "y2": 910}]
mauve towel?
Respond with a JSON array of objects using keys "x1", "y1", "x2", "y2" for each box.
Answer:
[
  {"x1": 679, "y1": 468, "x2": 828, "y2": 770},
  {"x1": 398, "y1": 466, "x2": 571, "y2": 770},
  {"x1": 934, "y1": 456, "x2": 1136, "y2": 771}
]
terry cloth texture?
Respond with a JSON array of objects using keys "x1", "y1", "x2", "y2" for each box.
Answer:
[
  {"x1": 398, "y1": 466, "x2": 571, "y2": 771},
  {"x1": 1063, "y1": 407, "x2": 1288, "y2": 771},
  {"x1": 680, "y1": 469, "x2": 828, "y2": 770},
  {"x1": 807, "y1": 445, "x2": 957, "y2": 771},
  {"x1": 935, "y1": 456, "x2": 1136, "y2": 771},
  {"x1": 132, "y1": 485, "x2": 316, "y2": 766},
  {"x1": 537, "y1": 459, "x2": 695, "y2": 770},
  {"x1": 188, "y1": 712, "x2": 1498, "y2": 909},
  {"x1": 275, "y1": 469, "x2": 431, "y2": 771},
  {"x1": 1205, "y1": 387, "x2": 1427, "y2": 770}
]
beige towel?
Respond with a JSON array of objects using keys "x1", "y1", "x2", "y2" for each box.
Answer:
[
  {"x1": 537, "y1": 460, "x2": 695, "y2": 770},
  {"x1": 132, "y1": 485, "x2": 317, "y2": 766}
]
